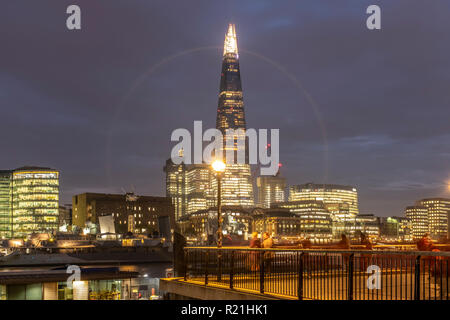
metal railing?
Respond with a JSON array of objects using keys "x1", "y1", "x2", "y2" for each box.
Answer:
[{"x1": 183, "y1": 247, "x2": 449, "y2": 300}]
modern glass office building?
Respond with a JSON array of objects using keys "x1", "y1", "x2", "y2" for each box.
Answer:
[
  {"x1": 256, "y1": 173, "x2": 286, "y2": 208},
  {"x1": 215, "y1": 24, "x2": 254, "y2": 208},
  {"x1": 11, "y1": 167, "x2": 59, "y2": 237},
  {"x1": 405, "y1": 205, "x2": 429, "y2": 240},
  {"x1": 164, "y1": 159, "x2": 188, "y2": 220},
  {"x1": 417, "y1": 198, "x2": 450, "y2": 239},
  {"x1": 0, "y1": 170, "x2": 12, "y2": 239},
  {"x1": 289, "y1": 183, "x2": 359, "y2": 217}
]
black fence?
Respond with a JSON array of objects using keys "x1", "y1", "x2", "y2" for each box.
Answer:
[{"x1": 183, "y1": 247, "x2": 449, "y2": 300}]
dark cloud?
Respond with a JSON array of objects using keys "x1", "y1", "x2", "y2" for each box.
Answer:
[{"x1": 1, "y1": 0, "x2": 449, "y2": 217}]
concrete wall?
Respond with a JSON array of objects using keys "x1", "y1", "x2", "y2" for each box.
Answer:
[{"x1": 160, "y1": 278, "x2": 280, "y2": 300}]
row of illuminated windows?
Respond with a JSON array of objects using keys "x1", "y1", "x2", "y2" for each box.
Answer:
[
  {"x1": 13, "y1": 202, "x2": 58, "y2": 209},
  {"x1": 13, "y1": 216, "x2": 58, "y2": 223},
  {"x1": 13, "y1": 194, "x2": 58, "y2": 201},
  {"x1": 12, "y1": 179, "x2": 59, "y2": 187},
  {"x1": 13, "y1": 172, "x2": 58, "y2": 178},
  {"x1": 12, "y1": 225, "x2": 58, "y2": 233},
  {"x1": 14, "y1": 208, "x2": 58, "y2": 214},
  {"x1": 118, "y1": 220, "x2": 157, "y2": 225},
  {"x1": 14, "y1": 186, "x2": 58, "y2": 193}
]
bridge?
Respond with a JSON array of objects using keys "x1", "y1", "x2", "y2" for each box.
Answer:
[{"x1": 160, "y1": 247, "x2": 449, "y2": 300}]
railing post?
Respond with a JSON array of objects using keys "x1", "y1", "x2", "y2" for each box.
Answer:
[
  {"x1": 414, "y1": 255, "x2": 421, "y2": 300},
  {"x1": 230, "y1": 250, "x2": 234, "y2": 289},
  {"x1": 218, "y1": 249, "x2": 222, "y2": 282},
  {"x1": 260, "y1": 250, "x2": 265, "y2": 294},
  {"x1": 298, "y1": 252, "x2": 304, "y2": 300},
  {"x1": 204, "y1": 250, "x2": 209, "y2": 285},
  {"x1": 347, "y1": 253, "x2": 354, "y2": 300},
  {"x1": 183, "y1": 249, "x2": 187, "y2": 281}
]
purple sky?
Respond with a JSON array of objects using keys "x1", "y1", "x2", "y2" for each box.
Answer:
[{"x1": 1, "y1": 0, "x2": 449, "y2": 217}]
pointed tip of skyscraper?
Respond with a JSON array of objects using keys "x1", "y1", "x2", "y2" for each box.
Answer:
[{"x1": 223, "y1": 23, "x2": 238, "y2": 56}]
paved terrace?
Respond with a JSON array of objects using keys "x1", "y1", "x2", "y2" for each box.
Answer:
[{"x1": 161, "y1": 247, "x2": 450, "y2": 300}]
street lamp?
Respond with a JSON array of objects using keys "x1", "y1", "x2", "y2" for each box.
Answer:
[
  {"x1": 212, "y1": 160, "x2": 226, "y2": 248},
  {"x1": 212, "y1": 159, "x2": 225, "y2": 282}
]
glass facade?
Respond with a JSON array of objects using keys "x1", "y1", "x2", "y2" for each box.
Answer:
[
  {"x1": 216, "y1": 24, "x2": 246, "y2": 133},
  {"x1": 217, "y1": 164, "x2": 254, "y2": 207},
  {"x1": 417, "y1": 198, "x2": 450, "y2": 239},
  {"x1": 216, "y1": 24, "x2": 254, "y2": 207},
  {"x1": 0, "y1": 171, "x2": 12, "y2": 239},
  {"x1": 289, "y1": 183, "x2": 359, "y2": 216},
  {"x1": 274, "y1": 201, "x2": 333, "y2": 241},
  {"x1": 164, "y1": 160, "x2": 187, "y2": 220},
  {"x1": 12, "y1": 168, "x2": 59, "y2": 237},
  {"x1": 405, "y1": 205, "x2": 429, "y2": 240},
  {"x1": 256, "y1": 174, "x2": 286, "y2": 208}
]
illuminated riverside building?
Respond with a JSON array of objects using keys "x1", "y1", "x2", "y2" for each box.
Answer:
[
  {"x1": 164, "y1": 159, "x2": 187, "y2": 220},
  {"x1": 10, "y1": 167, "x2": 59, "y2": 238},
  {"x1": 164, "y1": 161, "x2": 255, "y2": 219},
  {"x1": 178, "y1": 206, "x2": 252, "y2": 242},
  {"x1": 0, "y1": 171, "x2": 12, "y2": 239},
  {"x1": 256, "y1": 172, "x2": 286, "y2": 208},
  {"x1": 379, "y1": 216, "x2": 412, "y2": 241},
  {"x1": 273, "y1": 201, "x2": 333, "y2": 242},
  {"x1": 417, "y1": 198, "x2": 449, "y2": 239},
  {"x1": 405, "y1": 205, "x2": 429, "y2": 240},
  {"x1": 58, "y1": 204, "x2": 72, "y2": 227},
  {"x1": 72, "y1": 193, "x2": 174, "y2": 234},
  {"x1": 353, "y1": 214, "x2": 380, "y2": 239},
  {"x1": 289, "y1": 183, "x2": 359, "y2": 217},
  {"x1": 252, "y1": 209, "x2": 302, "y2": 238},
  {"x1": 164, "y1": 160, "x2": 216, "y2": 219},
  {"x1": 185, "y1": 164, "x2": 216, "y2": 213}
]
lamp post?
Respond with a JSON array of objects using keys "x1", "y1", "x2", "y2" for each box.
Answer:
[
  {"x1": 212, "y1": 160, "x2": 226, "y2": 248},
  {"x1": 212, "y1": 159, "x2": 225, "y2": 282}
]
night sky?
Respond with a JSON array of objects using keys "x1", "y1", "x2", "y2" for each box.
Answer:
[{"x1": 1, "y1": 1, "x2": 449, "y2": 217}]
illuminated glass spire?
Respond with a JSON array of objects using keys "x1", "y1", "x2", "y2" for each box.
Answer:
[
  {"x1": 216, "y1": 23, "x2": 246, "y2": 133},
  {"x1": 214, "y1": 24, "x2": 254, "y2": 208},
  {"x1": 223, "y1": 24, "x2": 238, "y2": 56}
]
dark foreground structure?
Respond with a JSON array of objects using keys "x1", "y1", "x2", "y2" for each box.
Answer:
[{"x1": 161, "y1": 247, "x2": 449, "y2": 300}]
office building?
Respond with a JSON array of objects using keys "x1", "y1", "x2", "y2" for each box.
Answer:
[
  {"x1": 163, "y1": 159, "x2": 187, "y2": 221},
  {"x1": 417, "y1": 198, "x2": 450, "y2": 240},
  {"x1": 380, "y1": 216, "x2": 411, "y2": 241},
  {"x1": 0, "y1": 171, "x2": 12, "y2": 239},
  {"x1": 289, "y1": 183, "x2": 359, "y2": 217},
  {"x1": 256, "y1": 172, "x2": 286, "y2": 208},
  {"x1": 405, "y1": 198, "x2": 450, "y2": 240},
  {"x1": 58, "y1": 204, "x2": 72, "y2": 227},
  {"x1": 405, "y1": 205, "x2": 429, "y2": 240},
  {"x1": 0, "y1": 167, "x2": 61, "y2": 238},
  {"x1": 72, "y1": 193, "x2": 174, "y2": 234},
  {"x1": 178, "y1": 206, "x2": 252, "y2": 241}
]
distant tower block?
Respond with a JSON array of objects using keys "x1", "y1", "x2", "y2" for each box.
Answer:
[{"x1": 256, "y1": 167, "x2": 286, "y2": 208}]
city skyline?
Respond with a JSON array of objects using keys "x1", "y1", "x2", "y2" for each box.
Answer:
[{"x1": 1, "y1": 1, "x2": 450, "y2": 218}]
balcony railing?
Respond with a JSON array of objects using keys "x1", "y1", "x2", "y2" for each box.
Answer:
[{"x1": 183, "y1": 247, "x2": 449, "y2": 300}]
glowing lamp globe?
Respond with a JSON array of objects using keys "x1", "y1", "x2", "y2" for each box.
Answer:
[{"x1": 212, "y1": 160, "x2": 226, "y2": 172}]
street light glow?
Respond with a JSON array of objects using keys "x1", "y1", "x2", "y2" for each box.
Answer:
[{"x1": 212, "y1": 160, "x2": 226, "y2": 172}]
